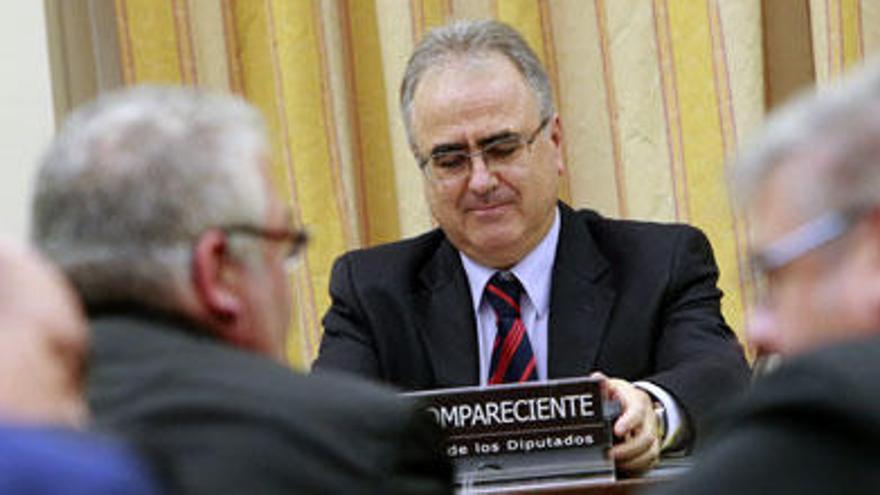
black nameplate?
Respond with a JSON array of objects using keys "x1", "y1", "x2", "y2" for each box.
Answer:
[{"x1": 408, "y1": 377, "x2": 615, "y2": 489}]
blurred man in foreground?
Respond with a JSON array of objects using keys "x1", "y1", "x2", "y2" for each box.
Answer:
[
  {"x1": 656, "y1": 63, "x2": 880, "y2": 493},
  {"x1": 32, "y1": 86, "x2": 451, "y2": 494},
  {"x1": 0, "y1": 238, "x2": 88, "y2": 427},
  {"x1": 315, "y1": 19, "x2": 749, "y2": 472},
  {"x1": 0, "y1": 238, "x2": 157, "y2": 494}
]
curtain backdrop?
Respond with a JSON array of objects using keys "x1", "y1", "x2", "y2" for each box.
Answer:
[{"x1": 46, "y1": 0, "x2": 877, "y2": 369}]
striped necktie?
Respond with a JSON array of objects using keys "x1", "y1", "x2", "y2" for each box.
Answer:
[{"x1": 485, "y1": 271, "x2": 537, "y2": 384}]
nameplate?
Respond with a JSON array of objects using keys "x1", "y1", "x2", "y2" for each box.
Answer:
[{"x1": 408, "y1": 377, "x2": 615, "y2": 490}]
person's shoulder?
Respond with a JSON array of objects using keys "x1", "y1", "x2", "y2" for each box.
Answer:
[
  {"x1": 794, "y1": 333, "x2": 880, "y2": 369},
  {"x1": 91, "y1": 314, "x2": 413, "y2": 419},
  {"x1": 765, "y1": 336, "x2": 880, "y2": 400},
  {"x1": 89, "y1": 315, "x2": 449, "y2": 493},
  {"x1": 218, "y1": 347, "x2": 425, "y2": 424},
  {"x1": 302, "y1": 369, "x2": 423, "y2": 416},
  {"x1": 564, "y1": 205, "x2": 709, "y2": 261},
  {"x1": 672, "y1": 338, "x2": 880, "y2": 495},
  {"x1": 570, "y1": 206, "x2": 705, "y2": 240},
  {"x1": 180, "y1": 337, "x2": 414, "y2": 415},
  {"x1": 342, "y1": 228, "x2": 446, "y2": 261},
  {"x1": 332, "y1": 228, "x2": 449, "y2": 281},
  {"x1": 727, "y1": 336, "x2": 880, "y2": 429}
]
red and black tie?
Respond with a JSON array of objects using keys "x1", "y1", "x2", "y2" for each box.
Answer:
[{"x1": 486, "y1": 272, "x2": 537, "y2": 385}]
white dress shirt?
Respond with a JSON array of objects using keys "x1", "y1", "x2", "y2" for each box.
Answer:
[{"x1": 459, "y1": 206, "x2": 685, "y2": 449}]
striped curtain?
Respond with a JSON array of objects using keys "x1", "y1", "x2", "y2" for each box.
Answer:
[{"x1": 46, "y1": 0, "x2": 876, "y2": 369}]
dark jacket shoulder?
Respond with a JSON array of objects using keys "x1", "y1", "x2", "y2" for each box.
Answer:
[
  {"x1": 336, "y1": 229, "x2": 449, "y2": 282},
  {"x1": 572, "y1": 206, "x2": 712, "y2": 260},
  {"x1": 88, "y1": 310, "x2": 451, "y2": 495},
  {"x1": 655, "y1": 337, "x2": 880, "y2": 495},
  {"x1": 723, "y1": 336, "x2": 880, "y2": 433}
]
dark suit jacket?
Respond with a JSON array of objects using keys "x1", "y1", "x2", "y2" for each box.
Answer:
[
  {"x1": 314, "y1": 204, "x2": 749, "y2": 441},
  {"x1": 87, "y1": 308, "x2": 452, "y2": 495},
  {"x1": 654, "y1": 336, "x2": 880, "y2": 494}
]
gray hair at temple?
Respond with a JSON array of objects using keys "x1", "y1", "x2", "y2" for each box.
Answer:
[
  {"x1": 399, "y1": 19, "x2": 556, "y2": 153},
  {"x1": 31, "y1": 86, "x2": 268, "y2": 312},
  {"x1": 734, "y1": 61, "x2": 880, "y2": 217}
]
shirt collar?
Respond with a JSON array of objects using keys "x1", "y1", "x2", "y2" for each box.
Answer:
[{"x1": 460, "y1": 207, "x2": 560, "y2": 317}]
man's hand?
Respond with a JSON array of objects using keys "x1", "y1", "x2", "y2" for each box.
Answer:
[{"x1": 593, "y1": 373, "x2": 661, "y2": 474}]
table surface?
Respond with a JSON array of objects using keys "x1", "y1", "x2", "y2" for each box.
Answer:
[{"x1": 456, "y1": 457, "x2": 691, "y2": 495}]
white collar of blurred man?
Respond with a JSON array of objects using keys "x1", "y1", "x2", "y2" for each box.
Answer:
[
  {"x1": 0, "y1": 238, "x2": 88, "y2": 428},
  {"x1": 31, "y1": 86, "x2": 306, "y2": 366},
  {"x1": 739, "y1": 68, "x2": 880, "y2": 359}
]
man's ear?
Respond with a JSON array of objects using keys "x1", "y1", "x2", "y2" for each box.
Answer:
[
  {"x1": 548, "y1": 114, "x2": 565, "y2": 175},
  {"x1": 192, "y1": 230, "x2": 241, "y2": 323}
]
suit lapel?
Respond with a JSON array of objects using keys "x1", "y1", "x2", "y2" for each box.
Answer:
[
  {"x1": 414, "y1": 239, "x2": 479, "y2": 387},
  {"x1": 548, "y1": 204, "x2": 616, "y2": 378}
]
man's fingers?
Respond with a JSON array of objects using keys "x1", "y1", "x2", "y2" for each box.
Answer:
[
  {"x1": 608, "y1": 380, "x2": 649, "y2": 436},
  {"x1": 615, "y1": 436, "x2": 660, "y2": 473},
  {"x1": 610, "y1": 399, "x2": 660, "y2": 473},
  {"x1": 601, "y1": 375, "x2": 661, "y2": 473},
  {"x1": 610, "y1": 423, "x2": 653, "y2": 462},
  {"x1": 589, "y1": 371, "x2": 609, "y2": 396},
  {"x1": 614, "y1": 407, "x2": 641, "y2": 436}
]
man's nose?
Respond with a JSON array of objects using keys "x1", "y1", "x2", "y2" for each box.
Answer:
[
  {"x1": 466, "y1": 154, "x2": 497, "y2": 194},
  {"x1": 745, "y1": 306, "x2": 782, "y2": 357}
]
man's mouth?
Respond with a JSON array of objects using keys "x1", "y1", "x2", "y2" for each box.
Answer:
[{"x1": 467, "y1": 202, "x2": 511, "y2": 215}]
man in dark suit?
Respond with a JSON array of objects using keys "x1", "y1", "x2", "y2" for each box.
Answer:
[
  {"x1": 31, "y1": 86, "x2": 451, "y2": 494},
  {"x1": 653, "y1": 61, "x2": 880, "y2": 494},
  {"x1": 314, "y1": 19, "x2": 749, "y2": 473}
]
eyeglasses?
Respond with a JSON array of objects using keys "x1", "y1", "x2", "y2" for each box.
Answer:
[
  {"x1": 417, "y1": 117, "x2": 550, "y2": 184},
  {"x1": 750, "y1": 210, "x2": 860, "y2": 276},
  {"x1": 220, "y1": 224, "x2": 309, "y2": 271},
  {"x1": 749, "y1": 209, "x2": 860, "y2": 306}
]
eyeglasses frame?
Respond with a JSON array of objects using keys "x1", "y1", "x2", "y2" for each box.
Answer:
[
  {"x1": 750, "y1": 209, "x2": 862, "y2": 277},
  {"x1": 219, "y1": 224, "x2": 309, "y2": 271},
  {"x1": 417, "y1": 116, "x2": 551, "y2": 183}
]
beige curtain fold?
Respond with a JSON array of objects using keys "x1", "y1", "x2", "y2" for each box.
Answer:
[{"x1": 44, "y1": 0, "x2": 876, "y2": 368}]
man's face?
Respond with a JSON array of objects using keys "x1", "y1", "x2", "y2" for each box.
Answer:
[
  {"x1": 0, "y1": 240, "x2": 88, "y2": 427},
  {"x1": 241, "y1": 166, "x2": 294, "y2": 362},
  {"x1": 747, "y1": 161, "x2": 880, "y2": 356},
  {"x1": 411, "y1": 53, "x2": 564, "y2": 268}
]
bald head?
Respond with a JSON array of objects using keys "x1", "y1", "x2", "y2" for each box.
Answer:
[{"x1": 0, "y1": 238, "x2": 88, "y2": 427}]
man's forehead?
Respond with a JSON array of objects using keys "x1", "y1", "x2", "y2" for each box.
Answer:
[
  {"x1": 748, "y1": 161, "x2": 837, "y2": 266},
  {"x1": 0, "y1": 241, "x2": 53, "y2": 299},
  {"x1": 749, "y1": 174, "x2": 802, "y2": 245},
  {"x1": 420, "y1": 51, "x2": 511, "y2": 81},
  {"x1": 0, "y1": 244, "x2": 84, "y2": 329},
  {"x1": 411, "y1": 56, "x2": 537, "y2": 148}
]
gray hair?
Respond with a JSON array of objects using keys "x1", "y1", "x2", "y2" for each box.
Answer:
[
  {"x1": 399, "y1": 19, "x2": 555, "y2": 152},
  {"x1": 735, "y1": 61, "x2": 880, "y2": 217},
  {"x1": 31, "y1": 86, "x2": 269, "y2": 312}
]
